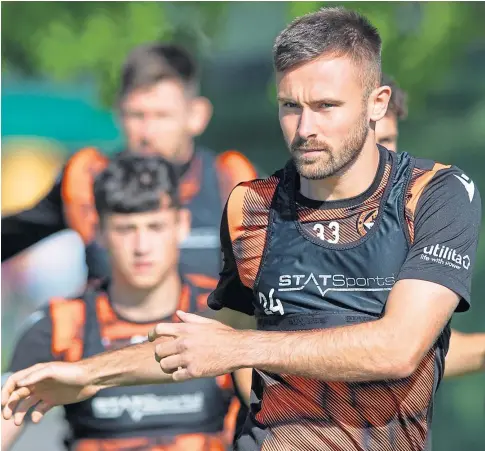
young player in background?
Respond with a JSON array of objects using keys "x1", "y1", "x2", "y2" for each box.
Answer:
[
  {"x1": 1, "y1": 43, "x2": 258, "y2": 284},
  {"x1": 2, "y1": 153, "x2": 239, "y2": 451}
]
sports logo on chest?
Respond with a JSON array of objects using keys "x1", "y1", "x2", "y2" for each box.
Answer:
[
  {"x1": 256, "y1": 271, "x2": 396, "y2": 316},
  {"x1": 277, "y1": 272, "x2": 395, "y2": 296},
  {"x1": 255, "y1": 239, "x2": 403, "y2": 317},
  {"x1": 357, "y1": 208, "x2": 378, "y2": 236},
  {"x1": 91, "y1": 391, "x2": 206, "y2": 422}
]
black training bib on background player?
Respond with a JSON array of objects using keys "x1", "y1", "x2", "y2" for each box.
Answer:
[{"x1": 7, "y1": 278, "x2": 237, "y2": 451}]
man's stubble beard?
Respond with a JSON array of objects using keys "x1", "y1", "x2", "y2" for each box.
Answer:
[{"x1": 290, "y1": 110, "x2": 369, "y2": 180}]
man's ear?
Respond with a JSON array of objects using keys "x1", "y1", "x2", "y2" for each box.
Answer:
[
  {"x1": 187, "y1": 96, "x2": 213, "y2": 137},
  {"x1": 369, "y1": 85, "x2": 392, "y2": 123},
  {"x1": 177, "y1": 208, "x2": 192, "y2": 244}
]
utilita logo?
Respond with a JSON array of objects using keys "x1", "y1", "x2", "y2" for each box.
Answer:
[{"x1": 421, "y1": 244, "x2": 470, "y2": 270}]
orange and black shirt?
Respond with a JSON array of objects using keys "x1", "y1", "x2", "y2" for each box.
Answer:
[
  {"x1": 208, "y1": 146, "x2": 481, "y2": 451},
  {"x1": 6, "y1": 276, "x2": 240, "y2": 451},
  {"x1": 1, "y1": 146, "x2": 258, "y2": 283}
]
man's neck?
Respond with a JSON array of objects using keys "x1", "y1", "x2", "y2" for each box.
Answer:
[
  {"x1": 299, "y1": 135, "x2": 380, "y2": 202},
  {"x1": 108, "y1": 270, "x2": 182, "y2": 323}
]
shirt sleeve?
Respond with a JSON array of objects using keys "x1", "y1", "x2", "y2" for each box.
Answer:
[
  {"x1": 1, "y1": 170, "x2": 66, "y2": 262},
  {"x1": 207, "y1": 203, "x2": 256, "y2": 316},
  {"x1": 397, "y1": 166, "x2": 482, "y2": 312},
  {"x1": 215, "y1": 151, "x2": 260, "y2": 205},
  {"x1": 4, "y1": 307, "x2": 55, "y2": 377}
]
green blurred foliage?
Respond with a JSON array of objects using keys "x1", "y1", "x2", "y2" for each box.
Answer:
[
  {"x1": 287, "y1": 2, "x2": 485, "y2": 112},
  {"x1": 1, "y1": 1, "x2": 227, "y2": 106},
  {"x1": 4, "y1": 1, "x2": 483, "y2": 113}
]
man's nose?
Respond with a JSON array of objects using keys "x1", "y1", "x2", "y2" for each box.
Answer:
[
  {"x1": 298, "y1": 109, "x2": 318, "y2": 140},
  {"x1": 134, "y1": 230, "x2": 151, "y2": 254}
]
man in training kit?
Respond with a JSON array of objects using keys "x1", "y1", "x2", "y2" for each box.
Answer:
[
  {"x1": 2, "y1": 153, "x2": 238, "y2": 451},
  {"x1": 226, "y1": 74, "x2": 485, "y2": 445},
  {"x1": 377, "y1": 74, "x2": 485, "y2": 379},
  {"x1": 2, "y1": 7, "x2": 482, "y2": 451},
  {"x1": 1, "y1": 43, "x2": 257, "y2": 283}
]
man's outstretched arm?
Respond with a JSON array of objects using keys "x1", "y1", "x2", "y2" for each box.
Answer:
[
  {"x1": 445, "y1": 330, "x2": 485, "y2": 378},
  {"x1": 1, "y1": 337, "x2": 174, "y2": 426},
  {"x1": 234, "y1": 280, "x2": 459, "y2": 381},
  {"x1": 86, "y1": 337, "x2": 175, "y2": 388},
  {"x1": 152, "y1": 279, "x2": 459, "y2": 382}
]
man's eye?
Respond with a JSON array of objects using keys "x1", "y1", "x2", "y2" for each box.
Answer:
[
  {"x1": 283, "y1": 102, "x2": 298, "y2": 108},
  {"x1": 125, "y1": 111, "x2": 144, "y2": 119},
  {"x1": 149, "y1": 223, "x2": 165, "y2": 232},
  {"x1": 116, "y1": 226, "x2": 133, "y2": 234},
  {"x1": 320, "y1": 103, "x2": 335, "y2": 109}
]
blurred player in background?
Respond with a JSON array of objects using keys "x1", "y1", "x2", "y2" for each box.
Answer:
[
  {"x1": 1, "y1": 43, "x2": 256, "y2": 447},
  {"x1": 1, "y1": 43, "x2": 258, "y2": 284},
  {"x1": 1, "y1": 141, "x2": 87, "y2": 307},
  {"x1": 2, "y1": 153, "x2": 238, "y2": 451},
  {"x1": 377, "y1": 74, "x2": 485, "y2": 379}
]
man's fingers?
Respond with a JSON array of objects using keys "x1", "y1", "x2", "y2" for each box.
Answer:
[
  {"x1": 148, "y1": 323, "x2": 184, "y2": 342},
  {"x1": 1, "y1": 366, "x2": 41, "y2": 407},
  {"x1": 148, "y1": 327, "x2": 157, "y2": 343},
  {"x1": 154, "y1": 339, "x2": 179, "y2": 362},
  {"x1": 1, "y1": 374, "x2": 16, "y2": 408},
  {"x1": 172, "y1": 367, "x2": 192, "y2": 382},
  {"x1": 159, "y1": 355, "x2": 185, "y2": 374},
  {"x1": 176, "y1": 310, "x2": 218, "y2": 325},
  {"x1": 30, "y1": 401, "x2": 53, "y2": 424},
  {"x1": 2, "y1": 387, "x2": 32, "y2": 420},
  {"x1": 13, "y1": 395, "x2": 40, "y2": 426}
]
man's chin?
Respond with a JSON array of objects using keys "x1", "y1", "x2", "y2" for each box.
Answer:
[
  {"x1": 128, "y1": 276, "x2": 160, "y2": 290},
  {"x1": 293, "y1": 158, "x2": 333, "y2": 180}
]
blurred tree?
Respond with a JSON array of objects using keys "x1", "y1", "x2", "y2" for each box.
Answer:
[
  {"x1": 285, "y1": 2, "x2": 485, "y2": 112},
  {"x1": 1, "y1": 1, "x2": 227, "y2": 106}
]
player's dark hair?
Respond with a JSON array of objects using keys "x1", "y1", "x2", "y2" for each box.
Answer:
[
  {"x1": 119, "y1": 43, "x2": 199, "y2": 100},
  {"x1": 94, "y1": 153, "x2": 180, "y2": 222},
  {"x1": 381, "y1": 73, "x2": 408, "y2": 120},
  {"x1": 273, "y1": 7, "x2": 382, "y2": 94}
]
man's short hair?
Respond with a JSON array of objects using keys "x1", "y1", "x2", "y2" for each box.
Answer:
[
  {"x1": 94, "y1": 153, "x2": 180, "y2": 222},
  {"x1": 119, "y1": 43, "x2": 199, "y2": 100},
  {"x1": 273, "y1": 7, "x2": 382, "y2": 94},
  {"x1": 381, "y1": 74, "x2": 408, "y2": 120}
]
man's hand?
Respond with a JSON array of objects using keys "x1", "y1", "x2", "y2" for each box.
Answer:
[
  {"x1": 1, "y1": 361, "x2": 97, "y2": 426},
  {"x1": 149, "y1": 311, "x2": 246, "y2": 382}
]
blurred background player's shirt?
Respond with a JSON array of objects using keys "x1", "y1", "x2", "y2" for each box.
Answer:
[{"x1": 1, "y1": 139, "x2": 87, "y2": 352}]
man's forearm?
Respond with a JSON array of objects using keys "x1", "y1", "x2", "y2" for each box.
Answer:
[
  {"x1": 83, "y1": 338, "x2": 174, "y2": 389},
  {"x1": 238, "y1": 318, "x2": 414, "y2": 382},
  {"x1": 1, "y1": 417, "x2": 24, "y2": 450},
  {"x1": 445, "y1": 331, "x2": 485, "y2": 378}
]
